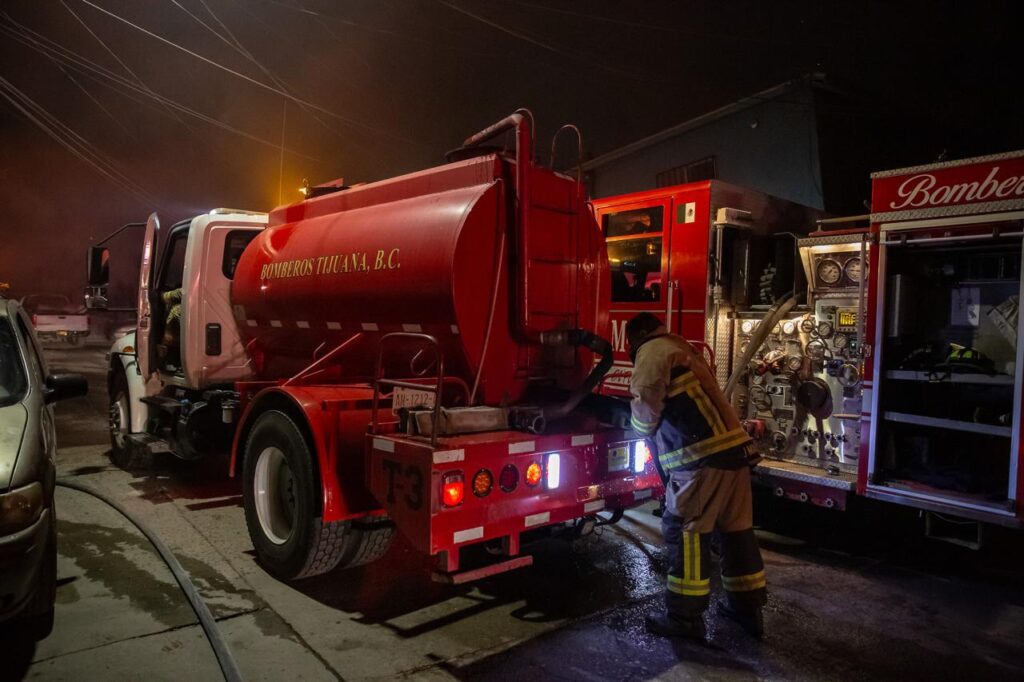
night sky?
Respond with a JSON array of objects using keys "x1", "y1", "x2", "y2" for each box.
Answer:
[{"x1": 1, "y1": 1, "x2": 1021, "y2": 301}]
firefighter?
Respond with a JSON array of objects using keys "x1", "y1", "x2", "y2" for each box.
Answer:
[
  {"x1": 626, "y1": 312, "x2": 766, "y2": 640},
  {"x1": 158, "y1": 288, "x2": 183, "y2": 368}
]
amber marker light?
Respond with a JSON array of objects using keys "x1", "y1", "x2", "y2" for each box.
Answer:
[
  {"x1": 472, "y1": 469, "x2": 493, "y2": 497},
  {"x1": 525, "y1": 462, "x2": 542, "y2": 487}
]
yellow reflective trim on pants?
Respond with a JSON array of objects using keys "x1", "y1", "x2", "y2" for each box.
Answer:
[
  {"x1": 722, "y1": 570, "x2": 766, "y2": 592},
  {"x1": 668, "y1": 575, "x2": 710, "y2": 589},
  {"x1": 667, "y1": 581, "x2": 711, "y2": 596}
]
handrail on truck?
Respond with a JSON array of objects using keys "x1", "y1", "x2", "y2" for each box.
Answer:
[{"x1": 371, "y1": 332, "x2": 446, "y2": 447}]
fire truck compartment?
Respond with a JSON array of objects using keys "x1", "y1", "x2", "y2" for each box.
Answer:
[
  {"x1": 870, "y1": 231, "x2": 1022, "y2": 517},
  {"x1": 366, "y1": 427, "x2": 662, "y2": 572}
]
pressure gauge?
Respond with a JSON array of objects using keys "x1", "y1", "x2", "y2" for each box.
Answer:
[
  {"x1": 781, "y1": 320, "x2": 796, "y2": 336},
  {"x1": 816, "y1": 258, "x2": 843, "y2": 286},
  {"x1": 771, "y1": 322, "x2": 782, "y2": 335},
  {"x1": 800, "y1": 317, "x2": 816, "y2": 333},
  {"x1": 751, "y1": 372, "x2": 766, "y2": 386},
  {"x1": 787, "y1": 354, "x2": 804, "y2": 371},
  {"x1": 844, "y1": 257, "x2": 863, "y2": 282},
  {"x1": 749, "y1": 386, "x2": 767, "y2": 403},
  {"x1": 806, "y1": 339, "x2": 826, "y2": 360},
  {"x1": 833, "y1": 333, "x2": 849, "y2": 350},
  {"x1": 741, "y1": 320, "x2": 756, "y2": 335},
  {"x1": 816, "y1": 321, "x2": 834, "y2": 339}
]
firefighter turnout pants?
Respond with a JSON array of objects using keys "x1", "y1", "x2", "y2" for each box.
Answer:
[{"x1": 661, "y1": 465, "x2": 766, "y2": 619}]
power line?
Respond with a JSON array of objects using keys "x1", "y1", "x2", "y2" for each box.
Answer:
[
  {"x1": 0, "y1": 17, "x2": 323, "y2": 162},
  {"x1": 73, "y1": 0, "x2": 415, "y2": 145}
]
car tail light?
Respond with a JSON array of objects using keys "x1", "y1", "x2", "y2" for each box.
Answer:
[
  {"x1": 472, "y1": 469, "x2": 493, "y2": 497},
  {"x1": 545, "y1": 453, "x2": 561, "y2": 489},
  {"x1": 499, "y1": 464, "x2": 519, "y2": 492},
  {"x1": 32, "y1": 314, "x2": 38, "y2": 326},
  {"x1": 441, "y1": 472, "x2": 464, "y2": 507},
  {"x1": 634, "y1": 440, "x2": 650, "y2": 474},
  {"x1": 525, "y1": 462, "x2": 542, "y2": 487}
]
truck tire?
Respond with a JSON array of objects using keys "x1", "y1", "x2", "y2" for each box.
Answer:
[
  {"x1": 108, "y1": 366, "x2": 151, "y2": 470},
  {"x1": 242, "y1": 410, "x2": 394, "y2": 580}
]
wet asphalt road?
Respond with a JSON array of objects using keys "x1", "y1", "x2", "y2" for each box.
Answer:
[{"x1": 8, "y1": 343, "x2": 1024, "y2": 681}]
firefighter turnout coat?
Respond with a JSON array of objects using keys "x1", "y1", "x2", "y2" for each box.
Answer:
[{"x1": 629, "y1": 332, "x2": 766, "y2": 618}]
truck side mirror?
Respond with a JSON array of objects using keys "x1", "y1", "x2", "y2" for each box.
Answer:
[{"x1": 87, "y1": 246, "x2": 110, "y2": 286}]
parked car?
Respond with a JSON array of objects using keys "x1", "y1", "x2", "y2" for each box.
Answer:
[
  {"x1": 20, "y1": 294, "x2": 90, "y2": 346},
  {"x1": 0, "y1": 297, "x2": 87, "y2": 638}
]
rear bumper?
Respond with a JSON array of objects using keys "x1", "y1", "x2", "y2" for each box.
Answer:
[
  {"x1": 0, "y1": 507, "x2": 51, "y2": 623},
  {"x1": 367, "y1": 429, "x2": 663, "y2": 572}
]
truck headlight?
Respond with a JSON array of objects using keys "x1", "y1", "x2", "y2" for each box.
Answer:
[{"x1": 0, "y1": 482, "x2": 44, "y2": 535}]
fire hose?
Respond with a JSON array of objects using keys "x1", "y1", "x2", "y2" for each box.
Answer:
[
  {"x1": 724, "y1": 292, "x2": 800, "y2": 400},
  {"x1": 509, "y1": 329, "x2": 614, "y2": 434},
  {"x1": 56, "y1": 479, "x2": 243, "y2": 682}
]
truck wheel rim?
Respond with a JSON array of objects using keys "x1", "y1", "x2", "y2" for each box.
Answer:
[
  {"x1": 109, "y1": 396, "x2": 128, "y2": 448},
  {"x1": 254, "y1": 446, "x2": 296, "y2": 545}
]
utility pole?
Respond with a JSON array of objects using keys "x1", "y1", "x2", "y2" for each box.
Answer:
[{"x1": 278, "y1": 100, "x2": 287, "y2": 205}]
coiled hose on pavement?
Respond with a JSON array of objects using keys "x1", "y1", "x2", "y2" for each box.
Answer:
[{"x1": 56, "y1": 479, "x2": 243, "y2": 682}]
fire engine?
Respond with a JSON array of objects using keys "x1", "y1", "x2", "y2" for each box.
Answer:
[
  {"x1": 86, "y1": 111, "x2": 662, "y2": 582},
  {"x1": 596, "y1": 151, "x2": 1024, "y2": 542}
]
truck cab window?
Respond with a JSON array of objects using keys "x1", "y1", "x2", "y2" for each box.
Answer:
[
  {"x1": 604, "y1": 207, "x2": 664, "y2": 303},
  {"x1": 160, "y1": 232, "x2": 189, "y2": 290},
  {"x1": 222, "y1": 230, "x2": 258, "y2": 278}
]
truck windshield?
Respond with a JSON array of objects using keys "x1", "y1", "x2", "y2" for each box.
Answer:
[{"x1": 0, "y1": 319, "x2": 27, "y2": 407}]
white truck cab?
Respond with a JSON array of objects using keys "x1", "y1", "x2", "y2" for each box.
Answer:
[{"x1": 88, "y1": 209, "x2": 266, "y2": 467}]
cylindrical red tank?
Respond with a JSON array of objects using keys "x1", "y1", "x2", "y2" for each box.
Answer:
[{"x1": 231, "y1": 146, "x2": 607, "y2": 407}]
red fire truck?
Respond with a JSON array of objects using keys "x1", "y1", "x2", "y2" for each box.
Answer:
[
  {"x1": 592, "y1": 183, "x2": 822, "y2": 392},
  {"x1": 88, "y1": 112, "x2": 661, "y2": 583},
  {"x1": 595, "y1": 152, "x2": 1024, "y2": 540}
]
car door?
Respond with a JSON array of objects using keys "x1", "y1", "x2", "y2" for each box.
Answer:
[{"x1": 136, "y1": 213, "x2": 160, "y2": 378}]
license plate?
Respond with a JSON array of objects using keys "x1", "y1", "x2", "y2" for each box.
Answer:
[
  {"x1": 391, "y1": 386, "x2": 435, "y2": 414},
  {"x1": 607, "y1": 445, "x2": 629, "y2": 472}
]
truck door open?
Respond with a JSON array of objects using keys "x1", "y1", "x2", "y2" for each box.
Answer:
[
  {"x1": 136, "y1": 213, "x2": 160, "y2": 378},
  {"x1": 867, "y1": 221, "x2": 1023, "y2": 523}
]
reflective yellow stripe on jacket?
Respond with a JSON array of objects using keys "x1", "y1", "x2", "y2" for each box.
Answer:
[{"x1": 657, "y1": 427, "x2": 750, "y2": 471}]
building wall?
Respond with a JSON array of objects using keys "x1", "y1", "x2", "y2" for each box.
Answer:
[{"x1": 590, "y1": 85, "x2": 825, "y2": 210}]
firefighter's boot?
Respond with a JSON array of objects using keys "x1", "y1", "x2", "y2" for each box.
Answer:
[
  {"x1": 645, "y1": 611, "x2": 706, "y2": 641},
  {"x1": 717, "y1": 602, "x2": 764, "y2": 639}
]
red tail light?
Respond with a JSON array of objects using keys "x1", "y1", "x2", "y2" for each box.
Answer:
[
  {"x1": 441, "y1": 472, "x2": 464, "y2": 507},
  {"x1": 32, "y1": 314, "x2": 38, "y2": 326}
]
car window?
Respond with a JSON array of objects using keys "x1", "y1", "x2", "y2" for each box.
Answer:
[
  {"x1": 0, "y1": 318, "x2": 28, "y2": 406},
  {"x1": 15, "y1": 314, "x2": 46, "y2": 381},
  {"x1": 23, "y1": 295, "x2": 76, "y2": 315}
]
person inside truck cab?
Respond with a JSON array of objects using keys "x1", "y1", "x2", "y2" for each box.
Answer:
[{"x1": 158, "y1": 288, "x2": 182, "y2": 368}]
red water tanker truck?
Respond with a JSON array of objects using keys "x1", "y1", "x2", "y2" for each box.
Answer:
[{"x1": 89, "y1": 111, "x2": 660, "y2": 582}]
